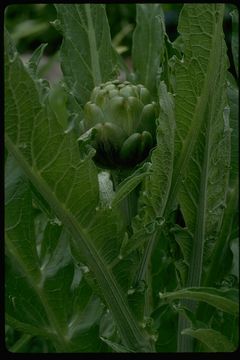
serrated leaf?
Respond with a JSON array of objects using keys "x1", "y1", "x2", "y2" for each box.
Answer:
[
  {"x1": 5, "y1": 156, "x2": 105, "y2": 352},
  {"x1": 169, "y1": 5, "x2": 231, "y2": 293},
  {"x1": 132, "y1": 4, "x2": 165, "y2": 96},
  {"x1": 5, "y1": 155, "x2": 41, "y2": 283},
  {"x1": 166, "y1": 4, "x2": 230, "y2": 213},
  {"x1": 201, "y1": 75, "x2": 239, "y2": 287},
  {"x1": 4, "y1": 29, "x2": 153, "y2": 352},
  {"x1": 127, "y1": 80, "x2": 175, "y2": 253},
  {"x1": 129, "y1": 80, "x2": 175, "y2": 286},
  {"x1": 6, "y1": 241, "x2": 106, "y2": 352},
  {"x1": 147, "y1": 81, "x2": 175, "y2": 217},
  {"x1": 27, "y1": 43, "x2": 48, "y2": 78},
  {"x1": 48, "y1": 83, "x2": 69, "y2": 130},
  {"x1": 181, "y1": 328, "x2": 236, "y2": 352},
  {"x1": 203, "y1": 180, "x2": 239, "y2": 287},
  {"x1": 54, "y1": 4, "x2": 119, "y2": 107},
  {"x1": 196, "y1": 74, "x2": 239, "y2": 286},
  {"x1": 159, "y1": 287, "x2": 239, "y2": 316}
]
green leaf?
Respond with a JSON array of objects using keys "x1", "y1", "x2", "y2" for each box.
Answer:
[
  {"x1": 147, "y1": 81, "x2": 175, "y2": 217},
  {"x1": 129, "y1": 80, "x2": 175, "y2": 285},
  {"x1": 153, "y1": 305, "x2": 178, "y2": 352},
  {"x1": 171, "y1": 5, "x2": 230, "y2": 292},
  {"x1": 203, "y1": 180, "x2": 239, "y2": 287},
  {"x1": 230, "y1": 9, "x2": 239, "y2": 78},
  {"x1": 5, "y1": 156, "x2": 105, "y2": 352},
  {"x1": 26, "y1": 43, "x2": 51, "y2": 102},
  {"x1": 111, "y1": 163, "x2": 151, "y2": 208},
  {"x1": 201, "y1": 75, "x2": 239, "y2": 287},
  {"x1": 132, "y1": 4, "x2": 165, "y2": 97},
  {"x1": 27, "y1": 43, "x2": 48, "y2": 78},
  {"x1": 6, "y1": 234, "x2": 106, "y2": 352},
  {"x1": 227, "y1": 75, "x2": 239, "y2": 185},
  {"x1": 159, "y1": 287, "x2": 239, "y2": 316},
  {"x1": 54, "y1": 4, "x2": 119, "y2": 107},
  {"x1": 181, "y1": 328, "x2": 236, "y2": 352},
  {"x1": 166, "y1": 4, "x2": 230, "y2": 215},
  {"x1": 48, "y1": 83, "x2": 69, "y2": 130},
  {"x1": 230, "y1": 237, "x2": 239, "y2": 280},
  {"x1": 4, "y1": 29, "x2": 154, "y2": 352},
  {"x1": 5, "y1": 155, "x2": 41, "y2": 283},
  {"x1": 199, "y1": 76, "x2": 238, "y2": 287},
  {"x1": 171, "y1": 225, "x2": 192, "y2": 266}
]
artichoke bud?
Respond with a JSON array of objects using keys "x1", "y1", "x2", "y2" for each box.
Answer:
[
  {"x1": 84, "y1": 102, "x2": 104, "y2": 129},
  {"x1": 90, "y1": 86, "x2": 101, "y2": 102},
  {"x1": 95, "y1": 122, "x2": 126, "y2": 150},
  {"x1": 82, "y1": 80, "x2": 157, "y2": 168},
  {"x1": 124, "y1": 96, "x2": 142, "y2": 134},
  {"x1": 119, "y1": 131, "x2": 153, "y2": 165},
  {"x1": 138, "y1": 102, "x2": 157, "y2": 138},
  {"x1": 108, "y1": 89, "x2": 119, "y2": 98},
  {"x1": 93, "y1": 122, "x2": 126, "y2": 167},
  {"x1": 119, "y1": 133, "x2": 141, "y2": 164},
  {"x1": 104, "y1": 83, "x2": 116, "y2": 92},
  {"x1": 95, "y1": 122, "x2": 125, "y2": 152},
  {"x1": 138, "y1": 131, "x2": 153, "y2": 157},
  {"x1": 119, "y1": 84, "x2": 138, "y2": 98},
  {"x1": 104, "y1": 96, "x2": 126, "y2": 126},
  {"x1": 137, "y1": 85, "x2": 151, "y2": 105}
]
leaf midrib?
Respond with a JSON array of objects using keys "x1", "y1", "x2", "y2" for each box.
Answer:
[
  {"x1": 5, "y1": 134, "x2": 153, "y2": 352},
  {"x1": 160, "y1": 288, "x2": 238, "y2": 316},
  {"x1": 85, "y1": 4, "x2": 102, "y2": 85},
  {"x1": 186, "y1": 108, "x2": 211, "y2": 287},
  {"x1": 165, "y1": 5, "x2": 225, "y2": 216},
  {"x1": 5, "y1": 233, "x2": 69, "y2": 348}
]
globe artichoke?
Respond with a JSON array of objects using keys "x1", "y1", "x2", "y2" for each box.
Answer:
[{"x1": 82, "y1": 80, "x2": 158, "y2": 168}]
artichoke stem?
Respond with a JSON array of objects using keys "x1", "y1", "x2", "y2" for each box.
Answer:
[
  {"x1": 111, "y1": 170, "x2": 139, "y2": 230},
  {"x1": 121, "y1": 188, "x2": 139, "y2": 230}
]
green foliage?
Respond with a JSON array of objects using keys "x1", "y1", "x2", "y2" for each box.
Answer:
[
  {"x1": 54, "y1": 4, "x2": 119, "y2": 108},
  {"x1": 160, "y1": 287, "x2": 239, "y2": 316},
  {"x1": 132, "y1": 4, "x2": 165, "y2": 97},
  {"x1": 4, "y1": 3, "x2": 238, "y2": 353},
  {"x1": 181, "y1": 328, "x2": 236, "y2": 352}
]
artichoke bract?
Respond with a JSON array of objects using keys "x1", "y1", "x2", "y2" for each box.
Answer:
[{"x1": 83, "y1": 80, "x2": 158, "y2": 168}]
